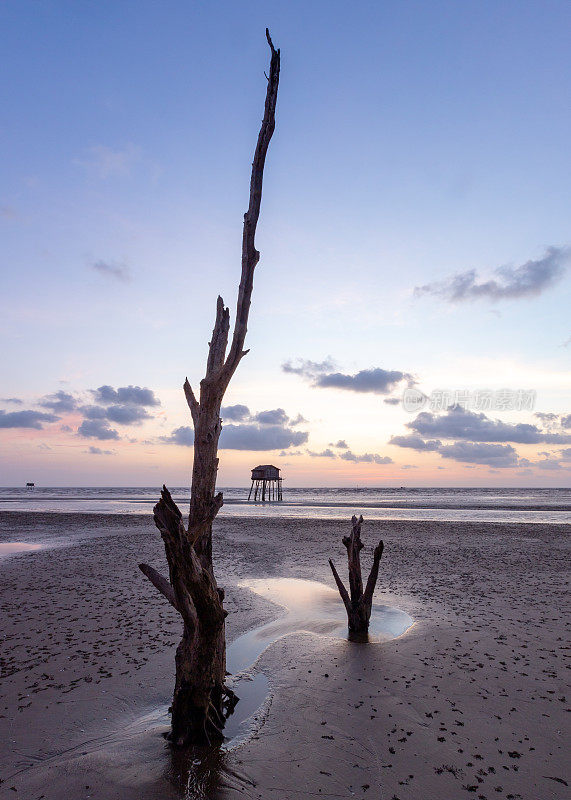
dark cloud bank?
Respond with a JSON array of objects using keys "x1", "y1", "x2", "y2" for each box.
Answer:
[
  {"x1": 282, "y1": 358, "x2": 412, "y2": 396},
  {"x1": 407, "y1": 405, "x2": 571, "y2": 445},
  {"x1": 390, "y1": 405, "x2": 571, "y2": 469},
  {"x1": 0, "y1": 410, "x2": 60, "y2": 429},
  {"x1": 163, "y1": 406, "x2": 308, "y2": 451},
  {"x1": 76, "y1": 385, "x2": 160, "y2": 441}
]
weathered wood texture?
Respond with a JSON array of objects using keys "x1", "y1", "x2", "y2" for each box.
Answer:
[
  {"x1": 139, "y1": 30, "x2": 280, "y2": 746},
  {"x1": 329, "y1": 515, "x2": 384, "y2": 634}
]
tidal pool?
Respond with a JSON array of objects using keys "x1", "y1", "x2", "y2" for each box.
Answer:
[
  {"x1": 0, "y1": 541, "x2": 42, "y2": 558},
  {"x1": 227, "y1": 577, "x2": 414, "y2": 676},
  {"x1": 222, "y1": 577, "x2": 413, "y2": 747},
  {"x1": 19, "y1": 577, "x2": 413, "y2": 799}
]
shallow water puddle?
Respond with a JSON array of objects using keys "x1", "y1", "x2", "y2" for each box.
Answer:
[
  {"x1": 127, "y1": 578, "x2": 413, "y2": 752},
  {"x1": 0, "y1": 541, "x2": 42, "y2": 558},
  {"x1": 219, "y1": 577, "x2": 413, "y2": 748},
  {"x1": 227, "y1": 577, "x2": 414, "y2": 675},
  {"x1": 33, "y1": 578, "x2": 412, "y2": 797}
]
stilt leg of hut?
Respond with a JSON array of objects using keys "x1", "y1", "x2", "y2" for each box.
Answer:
[{"x1": 248, "y1": 481, "x2": 254, "y2": 500}]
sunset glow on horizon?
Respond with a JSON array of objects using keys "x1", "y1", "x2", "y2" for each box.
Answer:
[{"x1": 1, "y1": 1, "x2": 570, "y2": 488}]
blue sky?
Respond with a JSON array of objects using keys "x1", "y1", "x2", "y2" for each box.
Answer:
[{"x1": 1, "y1": 0, "x2": 570, "y2": 486}]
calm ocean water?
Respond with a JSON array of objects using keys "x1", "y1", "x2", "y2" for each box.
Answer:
[{"x1": 0, "y1": 487, "x2": 569, "y2": 524}]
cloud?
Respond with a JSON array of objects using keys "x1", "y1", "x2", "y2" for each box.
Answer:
[
  {"x1": 1, "y1": 397, "x2": 23, "y2": 405},
  {"x1": 104, "y1": 405, "x2": 150, "y2": 425},
  {"x1": 562, "y1": 414, "x2": 571, "y2": 429},
  {"x1": 80, "y1": 405, "x2": 107, "y2": 420},
  {"x1": 87, "y1": 446, "x2": 115, "y2": 455},
  {"x1": 390, "y1": 408, "x2": 571, "y2": 468},
  {"x1": 281, "y1": 358, "x2": 336, "y2": 377},
  {"x1": 414, "y1": 246, "x2": 569, "y2": 303},
  {"x1": 92, "y1": 260, "x2": 131, "y2": 282},
  {"x1": 339, "y1": 450, "x2": 393, "y2": 464},
  {"x1": 534, "y1": 458, "x2": 564, "y2": 471},
  {"x1": 389, "y1": 434, "x2": 442, "y2": 451},
  {"x1": 315, "y1": 368, "x2": 412, "y2": 395},
  {"x1": 254, "y1": 408, "x2": 289, "y2": 426},
  {"x1": 220, "y1": 405, "x2": 307, "y2": 428},
  {"x1": 407, "y1": 405, "x2": 571, "y2": 444},
  {"x1": 0, "y1": 409, "x2": 60, "y2": 429},
  {"x1": 221, "y1": 404, "x2": 250, "y2": 421},
  {"x1": 306, "y1": 444, "x2": 392, "y2": 463},
  {"x1": 162, "y1": 420, "x2": 309, "y2": 451},
  {"x1": 39, "y1": 390, "x2": 77, "y2": 413},
  {"x1": 438, "y1": 441, "x2": 520, "y2": 468},
  {"x1": 383, "y1": 398, "x2": 401, "y2": 406},
  {"x1": 519, "y1": 451, "x2": 571, "y2": 471},
  {"x1": 221, "y1": 424, "x2": 308, "y2": 451},
  {"x1": 76, "y1": 143, "x2": 142, "y2": 178},
  {"x1": 91, "y1": 385, "x2": 160, "y2": 406},
  {"x1": 283, "y1": 358, "x2": 413, "y2": 396},
  {"x1": 162, "y1": 426, "x2": 194, "y2": 446},
  {"x1": 77, "y1": 419, "x2": 120, "y2": 440},
  {"x1": 534, "y1": 412, "x2": 560, "y2": 429},
  {"x1": 80, "y1": 404, "x2": 150, "y2": 425}
]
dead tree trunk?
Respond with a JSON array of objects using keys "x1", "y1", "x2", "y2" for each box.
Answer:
[
  {"x1": 329, "y1": 515, "x2": 384, "y2": 635},
  {"x1": 139, "y1": 30, "x2": 280, "y2": 747}
]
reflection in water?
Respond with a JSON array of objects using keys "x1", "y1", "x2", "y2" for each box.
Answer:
[{"x1": 0, "y1": 541, "x2": 42, "y2": 557}]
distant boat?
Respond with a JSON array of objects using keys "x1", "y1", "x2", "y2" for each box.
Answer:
[{"x1": 26, "y1": 482, "x2": 35, "y2": 488}]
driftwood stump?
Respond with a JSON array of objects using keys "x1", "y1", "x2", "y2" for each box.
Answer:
[
  {"x1": 139, "y1": 30, "x2": 280, "y2": 747},
  {"x1": 329, "y1": 515, "x2": 384, "y2": 635}
]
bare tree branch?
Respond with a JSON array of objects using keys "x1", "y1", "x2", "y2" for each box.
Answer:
[
  {"x1": 222, "y1": 28, "x2": 280, "y2": 384},
  {"x1": 329, "y1": 559, "x2": 351, "y2": 612},
  {"x1": 139, "y1": 562, "x2": 179, "y2": 610},
  {"x1": 183, "y1": 378, "x2": 199, "y2": 423},
  {"x1": 362, "y1": 540, "x2": 384, "y2": 606}
]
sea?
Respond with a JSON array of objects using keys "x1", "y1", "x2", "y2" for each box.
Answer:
[{"x1": 0, "y1": 487, "x2": 569, "y2": 525}]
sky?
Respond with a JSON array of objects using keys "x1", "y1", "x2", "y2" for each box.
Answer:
[{"x1": 1, "y1": 0, "x2": 570, "y2": 487}]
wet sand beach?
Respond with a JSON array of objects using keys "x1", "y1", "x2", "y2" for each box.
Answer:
[{"x1": 0, "y1": 511, "x2": 568, "y2": 799}]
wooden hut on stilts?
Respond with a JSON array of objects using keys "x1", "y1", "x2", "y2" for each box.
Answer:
[{"x1": 248, "y1": 464, "x2": 283, "y2": 501}]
